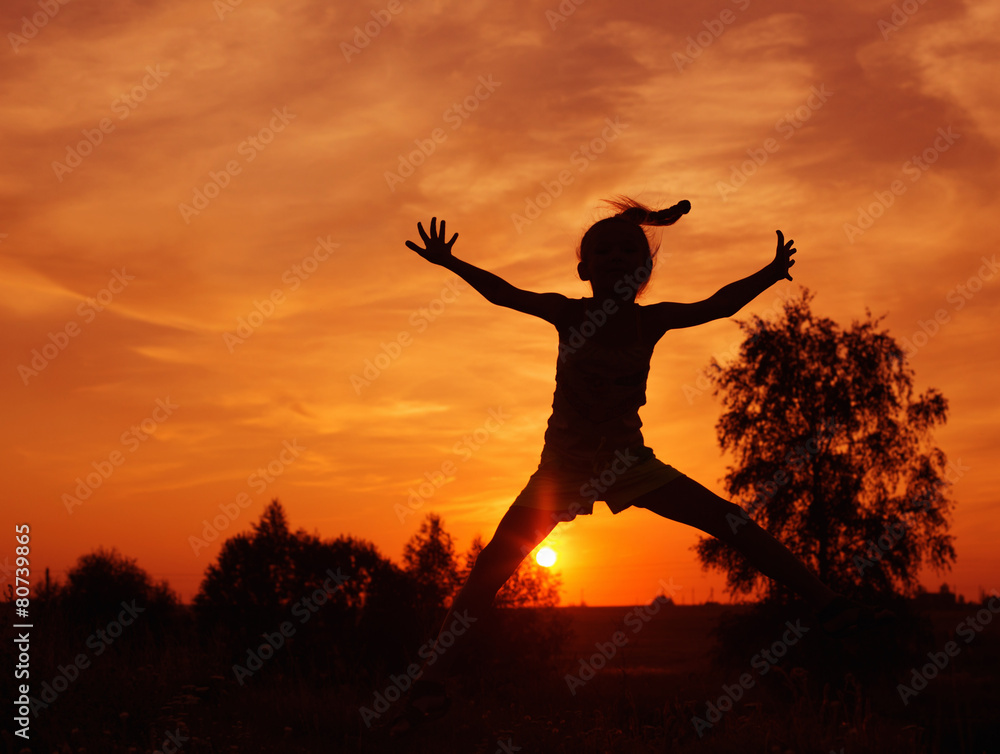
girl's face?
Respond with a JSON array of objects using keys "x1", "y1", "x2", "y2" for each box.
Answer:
[{"x1": 578, "y1": 221, "x2": 651, "y2": 298}]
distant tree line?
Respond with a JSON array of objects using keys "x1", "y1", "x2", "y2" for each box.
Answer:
[{"x1": 28, "y1": 502, "x2": 563, "y2": 685}]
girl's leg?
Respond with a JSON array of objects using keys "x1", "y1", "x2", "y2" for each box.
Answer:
[
  {"x1": 419, "y1": 503, "x2": 561, "y2": 684},
  {"x1": 630, "y1": 476, "x2": 838, "y2": 609}
]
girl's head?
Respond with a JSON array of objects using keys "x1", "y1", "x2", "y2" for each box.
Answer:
[{"x1": 577, "y1": 197, "x2": 690, "y2": 300}]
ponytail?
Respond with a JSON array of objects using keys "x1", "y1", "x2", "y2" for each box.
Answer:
[{"x1": 604, "y1": 196, "x2": 691, "y2": 227}]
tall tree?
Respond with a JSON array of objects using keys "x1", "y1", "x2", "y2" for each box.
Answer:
[
  {"x1": 698, "y1": 289, "x2": 955, "y2": 602},
  {"x1": 402, "y1": 513, "x2": 461, "y2": 612},
  {"x1": 196, "y1": 499, "x2": 302, "y2": 619}
]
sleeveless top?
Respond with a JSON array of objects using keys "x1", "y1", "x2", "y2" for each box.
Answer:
[{"x1": 541, "y1": 302, "x2": 654, "y2": 470}]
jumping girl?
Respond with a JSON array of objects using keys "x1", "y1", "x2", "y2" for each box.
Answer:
[{"x1": 392, "y1": 198, "x2": 879, "y2": 733}]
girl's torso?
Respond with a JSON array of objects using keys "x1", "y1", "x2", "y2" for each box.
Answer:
[{"x1": 543, "y1": 299, "x2": 658, "y2": 468}]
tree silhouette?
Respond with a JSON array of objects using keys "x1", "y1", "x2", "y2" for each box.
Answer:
[
  {"x1": 195, "y1": 500, "x2": 302, "y2": 624},
  {"x1": 460, "y1": 535, "x2": 561, "y2": 608},
  {"x1": 195, "y1": 499, "x2": 421, "y2": 671},
  {"x1": 57, "y1": 546, "x2": 177, "y2": 631},
  {"x1": 195, "y1": 500, "x2": 375, "y2": 626},
  {"x1": 697, "y1": 289, "x2": 955, "y2": 603},
  {"x1": 402, "y1": 513, "x2": 461, "y2": 614}
]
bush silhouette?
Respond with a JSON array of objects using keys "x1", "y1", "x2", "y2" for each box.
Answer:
[
  {"x1": 194, "y1": 500, "x2": 421, "y2": 679},
  {"x1": 56, "y1": 546, "x2": 178, "y2": 638}
]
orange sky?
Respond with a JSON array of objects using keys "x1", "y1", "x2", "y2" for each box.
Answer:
[{"x1": 2, "y1": 0, "x2": 998, "y2": 607}]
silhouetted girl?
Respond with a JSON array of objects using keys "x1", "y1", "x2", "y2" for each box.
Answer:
[{"x1": 393, "y1": 198, "x2": 878, "y2": 733}]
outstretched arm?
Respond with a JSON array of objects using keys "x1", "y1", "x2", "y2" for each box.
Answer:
[
  {"x1": 647, "y1": 230, "x2": 797, "y2": 336},
  {"x1": 406, "y1": 217, "x2": 570, "y2": 326}
]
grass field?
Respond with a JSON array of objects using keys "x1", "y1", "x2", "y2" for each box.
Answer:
[{"x1": 5, "y1": 601, "x2": 998, "y2": 753}]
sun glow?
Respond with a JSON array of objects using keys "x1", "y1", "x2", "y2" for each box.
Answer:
[{"x1": 535, "y1": 546, "x2": 557, "y2": 567}]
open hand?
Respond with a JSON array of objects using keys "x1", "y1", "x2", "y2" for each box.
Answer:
[
  {"x1": 405, "y1": 217, "x2": 457, "y2": 265},
  {"x1": 772, "y1": 230, "x2": 797, "y2": 281}
]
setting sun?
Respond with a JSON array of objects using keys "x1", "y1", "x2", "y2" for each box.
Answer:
[{"x1": 535, "y1": 547, "x2": 557, "y2": 568}]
